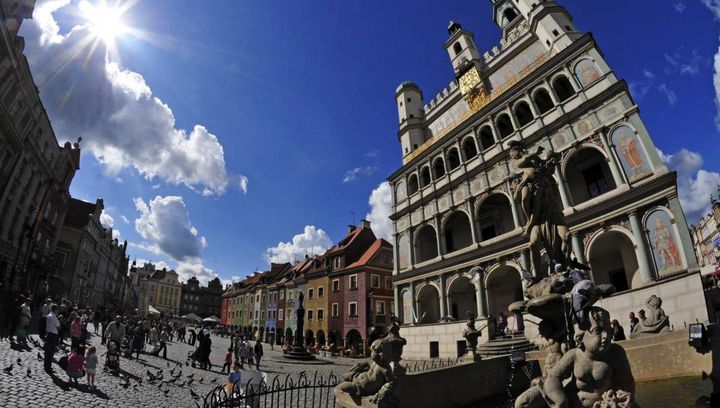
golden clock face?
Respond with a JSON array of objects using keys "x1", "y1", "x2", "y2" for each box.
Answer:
[{"x1": 459, "y1": 67, "x2": 482, "y2": 95}]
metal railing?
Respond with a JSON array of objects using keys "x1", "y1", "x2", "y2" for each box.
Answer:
[{"x1": 202, "y1": 371, "x2": 339, "y2": 408}]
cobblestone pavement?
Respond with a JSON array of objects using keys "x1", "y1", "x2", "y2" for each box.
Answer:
[{"x1": 0, "y1": 325, "x2": 354, "y2": 408}]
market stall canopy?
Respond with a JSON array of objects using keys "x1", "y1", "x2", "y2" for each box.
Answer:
[
  {"x1": 182, "y1": 313, "x2": 202, "y2": 322},
  {"x1": 148, "y1": 305, "x2": 161, "y2": 315},
  {"x1": 203, "y1": 316, "x2": 220, "y2": 323}
]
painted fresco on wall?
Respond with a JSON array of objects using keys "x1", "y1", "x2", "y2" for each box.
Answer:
[
  {"x1": 428, "y1": 99, "x2": 471, "y2": 137},
  {"x1": 489, "y1": 41, "x2": 546, "y2": 89},
  {"x1": 597, "y1": 100, "x2": 625, "y2": 122},
  {"x1": 398, "y1": 234, "x2": 410, "y2": 270},
  {"x1": 646, "y1": 210, "x2": 684, "y2": 277},
  {"x1": 611, "y1": 125, "x2": 652, "y2": 183},
  {"x1": 395, "y1": 181, "x2": 407, "y2": 202},
  {"x1": 575, "y1": 59, "x2": 602, "y2": 87},
  {"x1": 402, "y1": 290, "x2": 413, "y2": 324}
]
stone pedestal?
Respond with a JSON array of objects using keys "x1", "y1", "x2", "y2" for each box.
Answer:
[{"x1": 284, "y1": 346, "x2": 316, "y2": 361}]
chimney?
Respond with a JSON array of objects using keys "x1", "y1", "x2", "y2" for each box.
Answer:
[
  {"x1": 361, "y1": 219, "x2": 371, "y2": 229},
  {"x1": 348, "y1": 225, "x2": 357, "y2": 234}
]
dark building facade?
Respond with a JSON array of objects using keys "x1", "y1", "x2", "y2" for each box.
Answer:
[{"x1": 180, "y1": 276, "x2": 223, "y2": 318}]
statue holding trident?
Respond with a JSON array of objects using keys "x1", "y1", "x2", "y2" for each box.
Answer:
[{"x1": 508, "y1": 140, "x2": 572, "y2": 277}]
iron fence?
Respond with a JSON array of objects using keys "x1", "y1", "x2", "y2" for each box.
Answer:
[
  {"x1": 202, "y1": 371, "x2": 340, "y2": 408},
  {"x1": 403, "y1": 357, "x2": 459, "y2": 373}
]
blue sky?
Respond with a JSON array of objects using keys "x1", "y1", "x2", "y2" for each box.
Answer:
[{"x1": 20, "y1": 0, "x2": 720, "y2": 284}]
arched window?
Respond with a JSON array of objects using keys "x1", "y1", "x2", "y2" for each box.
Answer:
[
  {"x1": 447, "y1": 148, "x2": 461, "y2": 171},
  {"x1": 433, "y1": 157, "x2": 446, "y2": 179},
  {"x1": 415, "y1": 225, "x2": 438, "y2": 263},
  {"x1": 462, "y1": 138, "x2": 478, "y2": 160},
  {"x1": 420, "y1": 166, "x2": 432, "y2": 187},
  {"x1": 503, "y1": 8, "x2": 518, "y2": 25},
  {"x1": 478, "y1": 126, "x2": 494, "y2": 151},
  {"x1": 408, "y1": 174, "x2": 419, "y2": 195},
  {"x1": 533, "y1": 89, "x2": 554, "y2": 115},
  {"x1": 496, "y1": 113, "x2": 514, "y2": 138},
  {"x1": 444, "y1": 212, "x2": 473, "y2": 253},
  {"x1": 453, "y1": 42, "x2": 462, "y2": 55},
  {"x1": 514, "y1": 101, "x2": 534, "y2": 127},
  {"x1": 553, "y1": 75, "x2": 575, "y2": 102}
]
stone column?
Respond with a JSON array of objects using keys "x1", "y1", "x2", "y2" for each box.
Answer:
[
  {"x1": 435, "y1": 216, "x2": 444, "y2": 259},
  {"x1": 553, "y1": 167, "x2": 572, "y2": 209},
  {"x1": 409, "y1": 281, "x2": 417, "y2": 325},
  {"x1": 629, "y1": 212, "x2": 655, "y2": 284},
  {"x1": 392, "y1": 233, "x2": 401, "y2": 274},
  {"x1": 408, "y1": 228, "x2": 416, "y2": 268},
  {"x1": 466, "y1": 198, "x2": 479, "y2": 244},
  {"x1": 598, "y1": 128, "x2": 625, "y2": 186},
  {"x1": 438, "y1": 275, "x2": 448, "y2": 319},
  {"x1": 488, "y1": 116, "x2": 502, "y2": 144},
  {"x1": 474, "y1": 277, "x2": 487, "y2": 318},
  {"x1": 393, "y1": 286, "x2": 400, "y2": 318},
  {"x1": 507, "y1": 180, "x2": 522, "y2": 229},
  {"x1": 571, "y1": 233, "x2": 586, "y2": 265}
]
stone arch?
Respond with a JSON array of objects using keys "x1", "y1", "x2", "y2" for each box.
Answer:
[
  {"x1": 416, "y1": 283, "x2": 441, "y2": 324},
  {"x1": 552, "y1": 74, "x2": 576, "y2": 102},
  {"x1": 447, "y1": 147, "x2": 461, "y2": 171},
  {"x1": 586, "y1": 227, "x2": 641, "y2": 291},
  {"x1": 305, "y1": 329, "x2": 315, "y2": 346},
  {"x1": 475, "y1": 193, "x2": 515, "y2": 242},
  {"x1": 562, "y1": 146, "x2": 615, "y2": 205},
  {"x1": 513, "y1": 100, "x2": 534, "y2": 128},
  {"x1": 433, "y1": 156, "x2": 446, "y2": 179},
  {"x1": 328, "y1": 330, "x2": 341, "y2": 348},
  {"x1": 496, "y1": 113, "x2": 514, "y2": 138},
  {"x1": 395, "y1": 180, "x2": 407, "y2": 202},
  {"x1": 462, "y1": 136, "x2": 478, "y2": 161},
  {"x1": 414, "y1": 224, "x2": 439, "y2": 263},
  {"x1": 484, "y1": 263, "x2": 523, "y2": 318},
  {"x1": 397, "y1": 233, "x2": 411, "y2": 270},
  {"x1": 316, "y1": 329, "x2": 326, "y2": 346},
  {"x1": 420, "y1": 166, "x2": 432, "y2": 187},
  {"x1": 478, "y1": 125, "x2": 495, "y2": 151},
  {"x1": 408, "y1": 174, "x2": 419, "y2": 195},
  {"x1": 574, "y1": 58, "x2": 602, "y2": 88},
  {"x1": 533, "y1": 87, "x2": 555, "y2": 115},
  {"x1": 442, "y1": 210, "x2": 473, "y2": 253},
  {"x1": 446, "y1": 274, "x2": 476, "y2": 320},
  {"x1": 346, "y1": 329, "x2": 363, "y2": 353}
]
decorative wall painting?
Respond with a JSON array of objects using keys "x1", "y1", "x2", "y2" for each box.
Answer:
[
  {"x1": 646, "y1": 210, "x2": 683, "y2": 277},
  {"x1": 611, "y1": 125, "x2": 652, "y2": 183},
  {"x1": 398, "y1": 234, "x2": 410, "y2": 270},
  {"x1": 402, "y1": 290, "x2": 413, "y2": 324},
  {"x1": 574, "y1": 59, "x2": 602, "y2": 87}
]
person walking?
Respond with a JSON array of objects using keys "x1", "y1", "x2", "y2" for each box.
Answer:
[
  {"x1": 105, "y1": 316, "x2": 126, "y2": 350},
  {"x1": 253, "y1": 339, "x2": 263, "y2": 370},
  {"x1": 157, "y1": 328, "x2": 168, "y2": 359},
  {"x1": 44, "y1": 304, "x2": 60, "y2": 373},
  {"x1": 222, "y1": 348, "x2": 233, "y2": 374},
  {"x1": 92, "y1": 309, "x2": 102, "y2": 335},
  {"x1": 40, "y1": 299, "x2": 52, "y2": 340},
  {"x1": 17, "y1": 296, "x2": 31, "y2": 345},
  {"x1": 85, "y1": 346, "x2": 98, "y2": 389}
]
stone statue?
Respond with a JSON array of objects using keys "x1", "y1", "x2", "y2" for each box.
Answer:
[
  {"x1": 462, "y1": 316, "x2": 482, "y2": 361},
  {"x1": 509, "y1": 141, "x2": 572, "y2": 278},
  {"x1": 295, "y1": 292, "x2": 305, "y2": 346},
  {"x1": 335, "y1": 320, "x2": 407, "y2": 408},
  {"x1": 630, "y1": 295, "x2": 669, "y2": 337},
  {"x1": 515, "y1": 307, "x2": 637, "y2": 408}
]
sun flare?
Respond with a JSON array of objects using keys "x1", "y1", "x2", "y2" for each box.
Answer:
[{"x1": 80, "y1": 0, "x2": 128, "y2": 45}]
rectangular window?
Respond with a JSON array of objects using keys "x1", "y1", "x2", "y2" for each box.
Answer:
[
  {"x1": 317, "y1": 309, "x2": 324, "y2": 320},
  {"x1": 307, "y1": 309, "x2": 314, "y2": 320},
  {"x1": 334, "y1": 257, "x2": 340, "y2": 269},
  {"x1": 287, "y1": 308, "x2": 292, "y2": 318},
  {"x1": 332, "y1": 279, "x2": 340, "y2": 292},
  {"x1": 385, "y1": 276, "x2": 392, "y2": 289},
  {"x1": 318, "y1": 287, "x2": 324, "y2": 298},
  {"x1": 331, "y1": 303, "x2": 339, "y2": 317},
  {"x1": 254, "y1": 310, "x2": 258, "y2": 319},
  {"x1": 308, "y1": 288, "x2": 314, "y2": 299},
  {"x1": 376, "y1": 301, "x2": 385, "y2": 315},
  {"x1": 278, "y1": 309, "x2": 284, "y2": 321},
  {"x1": 260, "y1": 311, "x2": 265, "y2": 320},
  {"x1": 371, "y1": 274, "x2": 380, "y2": 288},
  {"x1": 349, "y1": 275, "x2": 358, "y2": 290},
  {"x1": 429, "y1": 341, "x2": 439, "y2": 358},
  {"x1": 279, "y1": 291, "x2": 284, "y2": 300},
  {"x1": 348, "y1": 302, "x2": 358, "y2": 317}
]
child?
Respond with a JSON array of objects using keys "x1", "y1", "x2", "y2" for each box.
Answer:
[
  {"x1": 85, "y1": 346, "x2": 98, "y2": 389},
  {"x1": 225, "y1": 361, "x2": 242, "y2": 396},
  {"x1": 66, "y1": 346, "x2": 85, "y2": 384},
  {"x1": 222, "y1": 348, "x2": 233, "y2": 374}
]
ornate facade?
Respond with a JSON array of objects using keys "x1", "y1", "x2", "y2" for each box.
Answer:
[
  {"x1": 388, "y1": 0, "x2": 699, "y2": 358},
  {"x1": 690, "y1": 193, "x2": 720, "y2": 273}
]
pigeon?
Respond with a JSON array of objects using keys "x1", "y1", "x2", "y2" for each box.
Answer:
[
  {"x1": 4, "y1": 364, "x2": 13, "y2": 373},
  {"x1": 162, "y1": 389, "x2": 170, "y2": 395},
  {"x1": 210, "y1": 377, "x2": 217, "y2": 383},
  {"x1": 190, "y1": 389, "x2": 200, "y2": 399},
  {"x1": 16, "y1": 358, "x2": 21, "y2": 365},
  {"x1": 166, "y1": 362, "x2": 170, "y2": 367}
]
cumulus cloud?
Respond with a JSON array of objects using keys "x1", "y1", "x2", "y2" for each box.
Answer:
[
  {"x1": 659, "y1": 149, "x2": 720, "y2": 223},
  {"x1": 365, "y1": 181, "x2": 394, "y2": 243},
  {"x1": 265, "y1": 226, "x2": 332, "y2": 264},
  {"x1": 133, "y1": 196, "x2": 207, "y2": 261},
  {"x1": 100, "y1": 212, "x2": 114, "y2": 228},
  {"x1": 176, "y1": 260, "x2": 217, "y2": 286},
  {"x1": 21, "y1": 1, "x2": 247, "y2": 195}
]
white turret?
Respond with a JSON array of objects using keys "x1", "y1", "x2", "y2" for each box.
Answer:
[
  {"x1": 491, "y1": 0, "x2": 580, "y2": 53},
  {"x1": 395, "y1": 81, "x2": 427, "y2": 158},
  {"x1": 444, "y1": 21, "x2": 483, "y2": 75}
]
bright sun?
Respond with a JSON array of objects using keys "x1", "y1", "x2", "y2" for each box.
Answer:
[{"x1": 80, "y1": 0, "x2": 128, "y2": 44}]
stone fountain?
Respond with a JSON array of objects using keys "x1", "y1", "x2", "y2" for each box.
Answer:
[{"x1": 284, "y1": 292, "x2": 316, "y2": 361}]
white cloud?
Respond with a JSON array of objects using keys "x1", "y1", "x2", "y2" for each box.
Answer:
[
  {"x1": 364, "y1": 149, "x2": 379, "y2": 159},
  {"x1": 21, "y1": 1, "x2": 247, "y2": 196},
  {"x1": 657, "y1": 84, "x2": 677, "y2": 106},
  {"x1": 121, "y1": 215, "x2": 130, "y2": 224},
  {"x1": 674, "y1": 2, "x2": 686, "y2": 13},
  {"x1": 365, "y1": 181, "x2": 394, "y2": 243},
  {"x1": 176, "y1": 260, "x2": 216, "y2": 286},
  {"x1": 265, "y1": 226, "x2": 332, "y2": 264},
  {"x1": 100, "y1": 212, "x2": 114, "y2": 228},
  {"x1": 133, "y1": 196, "x2": 207, "y2": 262},
  {"x1": 343, "y1": 166, "x2": 378, "y2": 183},
  {"x1": 702, "y1": 2, "x2": 720, "y2": 131},
  {"x1": 659, "y1": 148, "x2": 720, "y2": 223},
  {"x1": 704, "y1": 0, "x2": 720, "y2": 18}
]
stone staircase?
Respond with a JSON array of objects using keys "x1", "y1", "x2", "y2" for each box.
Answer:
[{"x1": 476, "y1": 335, "x2": 536, "y2": 357}]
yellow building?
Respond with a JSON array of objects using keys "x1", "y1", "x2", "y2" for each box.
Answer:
[
  {"x1": 150, "y1": 268, "x2": 182, "y2": 316},
  {"x1": 303, "y1": 269, "x2": 329, "y2": 346}
]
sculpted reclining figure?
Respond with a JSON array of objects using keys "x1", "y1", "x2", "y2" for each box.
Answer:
[{"x1": 631, "y1": 295, "x2": 669, "y2": 337}]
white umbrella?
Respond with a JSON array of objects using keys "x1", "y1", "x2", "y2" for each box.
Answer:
[
  {"x1": 182, "y1": 313, "x2": 202, "y2": 322},
  {"x1": 203, "y1": 316, "x2": 220, "y2": 323}
]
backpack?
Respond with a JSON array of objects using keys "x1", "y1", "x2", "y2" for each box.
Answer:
[{"x1": 58, "y1": 355, "x2": 69, "y2": 371}]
